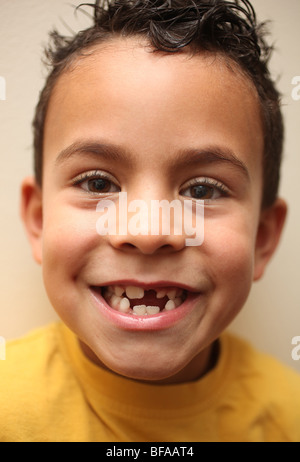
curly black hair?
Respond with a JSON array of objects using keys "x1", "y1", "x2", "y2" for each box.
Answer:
[{"x1": 33, "y1": 0, "x2": 283, "y2": 208}]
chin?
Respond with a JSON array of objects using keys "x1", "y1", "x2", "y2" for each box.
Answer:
[
  {"x1": 93, "y1": 342, "x2": 189, "y2": 383},
  {"x1": 108, "y1": 360, "x2": 182, "y2": 383}
]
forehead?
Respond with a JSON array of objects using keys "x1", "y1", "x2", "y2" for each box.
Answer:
[{"x1": 43, "y1": 38, "x2": 264, "y2": 176}]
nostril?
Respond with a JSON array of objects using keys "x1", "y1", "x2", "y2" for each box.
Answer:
[
  {"x1": 109, "y1": 232, "x2": 186, "y2": 254},
  {"x1": 161, "y1": 244, "x2": 173, "y2": 250},
  {"x1": 119, "y1": 242, "x2": 180, "y2": 254},
  {"x1": 122, "y1": 243, "x2": 137, "y2": 251},
  {"x1": 113, "y1": 242, "x2": 137, "y2": 251}
]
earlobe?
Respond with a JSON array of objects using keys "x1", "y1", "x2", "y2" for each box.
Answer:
[
  {"x1": 254, "y1": 198, "x2": 287, "y2": 281},
  {"x1": 20, "y1": 176, "x2": 43, "y2": 265}
]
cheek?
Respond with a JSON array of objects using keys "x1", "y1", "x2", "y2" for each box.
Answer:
[
  {"x1": 41, "y1": 205, "x2": 101, "y2": 291},
  {"x1": 192, "y1": 222, "x2": 256, "y2": 343},
  {"x1": 203, "y1": 212, "x2": 257, "y2": 304}
]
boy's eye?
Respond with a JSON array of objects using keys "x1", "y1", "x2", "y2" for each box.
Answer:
[
  {"x1": 72, "y1": 172, "x2": 120, "y2": 194},
  {"x1": 189, "y1": 185, "x2": 215, "y2": 200},
  {"x1": 85, "y1": 178, "x2": 117, "y2": 193},
  {"x1": 180, "y1": 179, "x2": 228, "y2": 201}
]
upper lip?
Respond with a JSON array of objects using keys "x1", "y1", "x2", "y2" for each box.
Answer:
[{"x1": 91, "y1": 279, "x2": 199, "y2": 293}]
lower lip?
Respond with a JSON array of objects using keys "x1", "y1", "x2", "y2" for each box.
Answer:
[{"x1": 89, "y1": 288, "x2": 201, "y2": 331}]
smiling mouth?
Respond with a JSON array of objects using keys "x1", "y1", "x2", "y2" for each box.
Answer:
[{"x1": 92, "y1": 285, "x2": 188, "y2": 316}]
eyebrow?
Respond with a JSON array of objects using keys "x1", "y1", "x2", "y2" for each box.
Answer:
[
  {"x1": 55, "y1": 140, "x2": 134, "y2": 167},
  {"x1": 174, "y1": 146, "x2": 250, "y2": 180},
  {"x1": 55, "y1": 139, "x2": 250, "y2": 180}
]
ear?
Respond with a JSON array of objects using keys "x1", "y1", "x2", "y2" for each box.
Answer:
[
  {"x1": 253, "y1": 198, "x2": 287, "y2": 281},
  {"x1": 20, "y1": 176, "x2": 43, "y2": 265}
]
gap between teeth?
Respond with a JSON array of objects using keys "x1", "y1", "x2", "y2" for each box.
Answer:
[{"x1": 104, "y1": 285, "x2": 185, "y2": 315}]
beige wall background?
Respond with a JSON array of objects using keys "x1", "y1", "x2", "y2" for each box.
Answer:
[{"x1": 0, "y1": 0, "x2": 299, "y2": 372}]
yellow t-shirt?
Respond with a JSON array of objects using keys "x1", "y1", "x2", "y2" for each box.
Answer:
[{"x1": 0, "y1": 322, "x2": 299, "y2": 442}]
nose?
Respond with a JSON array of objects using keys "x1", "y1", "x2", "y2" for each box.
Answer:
[
  {"x1": 106, "y1": 194, "x2": 187, "y2": 255},
  {"x1": 109, "y1": 231, "x2": 186, "y2": 255}
]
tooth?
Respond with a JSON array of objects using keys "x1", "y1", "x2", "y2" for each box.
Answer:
[
  {"x1": 156, "y1": 289, "x2": 167, "y2": 299},
  {"x1": 126, "y1": 286, "x2": 144, "y2": 299},
  {"x1": 111, "y1": 295, "x2": 121, "y2": 309},
  {"x1": 165, "y1": 300, "x2": 176, "y2": 311},
  {"x1": 146, "y1": 306, "x2": 160, "y2": 315},
  {"x1": 114, "y1": 286, "x2": 125, "y2": 297},
  {"x1": 133, "y1": 305, "x2": 147, "y2": 315},
  {"x1": 174, "y1": 297, "x2": 182, "y2": 307},
  {"x1": 167, "y1": 289, "x2": 177, "y2": 300},
  {"x1": 119, "y1": 297, "x2": 130, "y2": 313}
]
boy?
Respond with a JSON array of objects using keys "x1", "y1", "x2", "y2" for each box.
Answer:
[{"x1": 1, "y1": 0, "x2": 300, "y2": 442}]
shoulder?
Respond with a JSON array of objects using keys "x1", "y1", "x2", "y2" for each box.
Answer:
[
  {"x1": 223, "y1": 332, "x2": 300, "y2": 442},
  {"x1": 225, "y1": 332, "x2": 300, "y2": 395},
  {"x1": 1, "y1": 323, "x2": 63, "y2": 378},
  {"x1": 5, "y1": 323, "x2": 60, "y2": 360},
  {"x1": 0, "y1": 323, "x2": 76, "y2": 441}
]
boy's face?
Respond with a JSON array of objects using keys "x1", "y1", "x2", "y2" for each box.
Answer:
[{"x1": 23, "y1": 38, "x2": 286, "y2": 383}]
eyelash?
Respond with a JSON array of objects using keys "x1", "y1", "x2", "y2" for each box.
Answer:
[
  {"x1": 180, "y1": 177, "x2": 230, "y2": 201},
  {"x1": 72, "y1": 171, "x2": 229, "y2": 200},
  {"x1": 72, "y1": 171, "x2": 120, "y2": 194}
]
